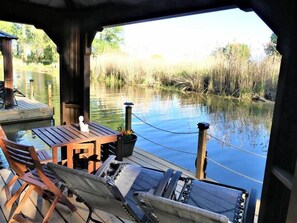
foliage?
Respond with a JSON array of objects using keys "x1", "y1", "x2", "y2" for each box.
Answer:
[
  {"x1": 264, "y1": 33, "x2": 280, "y2": 56},
  {"x1": 91, "y1": 48, "x2": 281, "y2": 101},
  {"x1": 92, "y1": 27, "x2": 124, "y2": 56},
  {"x1": 117, "y1": 124, "x2": 134, "y2": 140},
  {"x1": 0, "y1": 21, "x2": 58, "y2": 64},
  {"x1": 212, "y1": 43, "x2": 251, "y2": 61},
  {"x1": 0, "y1": 21, "x2": 124, "y2": 64}
]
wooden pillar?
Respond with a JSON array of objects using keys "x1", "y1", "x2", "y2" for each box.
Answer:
[
  {"x1": 30, "y1": 79, "x2": 34, "y2": 99},
  {"x1": 56, "y1": 21, "x2": 95, "y2": 125},
  {"x1": 48, "y1": 84, "x2": 52, "y2": 107},
  {"x1": 259, "y1": 37, "x2": 297, "y2": 223},
  {"x1": 1, "y1": 39, "x2": 14, "y2": 108}
]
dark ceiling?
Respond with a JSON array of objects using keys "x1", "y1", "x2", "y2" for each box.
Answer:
[{"x1": 0, "y1": 0, "x2": 242, "y2": 30}]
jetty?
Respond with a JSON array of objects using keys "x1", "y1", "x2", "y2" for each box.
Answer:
[{"x1": 0, "y1": 96, "x2": 53, "y2": 125}]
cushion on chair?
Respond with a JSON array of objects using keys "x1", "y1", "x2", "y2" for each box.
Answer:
[{"x1": 181, "y1": 180, "x2": 246, "y2": 222}]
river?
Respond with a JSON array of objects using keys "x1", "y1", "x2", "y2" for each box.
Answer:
[{"x1": 1, "y1": 70, "x2": 274, "y2": 197}]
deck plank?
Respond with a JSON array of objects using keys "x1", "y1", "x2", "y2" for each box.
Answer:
[
  {"x1": 125, "y1": 147, "x2": 195, "y2": 178},
  {"x1": 0, "y1": 96, "x2": 53, "y2": 124}
]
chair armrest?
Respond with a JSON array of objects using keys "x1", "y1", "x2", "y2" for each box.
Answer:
[
  {"x1": 95, "y1": 155, "x2": 116, "y2": 177},
  {"x1": 164, "y1": 171, "x2": 182, "y2": 198},
  {"x1": 154, "y1": 169, "x2": 174, "y2": 196}
]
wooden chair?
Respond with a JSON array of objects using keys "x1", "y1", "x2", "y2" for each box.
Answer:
[
  {"x1": 0, "y1": 125, "x2": 52, "y2": 202},
  {"x1": 0, "y1": 137, "x2": 76, "y2": 223}
]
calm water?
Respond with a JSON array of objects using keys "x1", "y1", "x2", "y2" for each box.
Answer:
[{"x1": 1, "y1": 70, "x2": 274, "y2": 197}]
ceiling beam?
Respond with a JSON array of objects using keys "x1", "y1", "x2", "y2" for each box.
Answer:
[
  {"x1": 0, "y1": 0, "x2": 67, "y2": 27},
  {"x1": 81, "y1": 0, "x2": 238, "y2": 29},
  {"x1": 0, "y1": 0, "x2": 240, "y2": 32}
]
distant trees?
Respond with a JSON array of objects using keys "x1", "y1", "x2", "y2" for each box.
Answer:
[
  {"x1": 0, "y1": 21, "x2": 124, "y2": 64},
  {"x1": 0, "y1": 21, "x2": 58, "y2": 65},
  {"x1": 212, "y1": 43, "x2": 251, "y2": 61},
  {"x1": 92, "y1": 27, "x2": 124, "y2": 56},
  {"x1": 264, "y1": 33, "x2": 279, "y2": 56}
]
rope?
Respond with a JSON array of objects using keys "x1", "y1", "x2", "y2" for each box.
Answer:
[
  {"x1": 132, "y1": 113, "x2": 198, "y2": 134},
  {"x1": 133, "y1": 113, "x2": 266, "y2": 159},
  {"x1": 135, "y1": 131, "x2": 263, "y2": 184},
  {"x1": 207, "y1": 133, "x2": 267, "y2": 159},
  {"x1": 132, "y1": 113, "x2": 265, "y2": 183},
  {"x1": 206, "y1": 157, "x2": 263, "y2": 184},
  {"x1": 134, "y1": 131, "x2": 197, "y2": 155}
]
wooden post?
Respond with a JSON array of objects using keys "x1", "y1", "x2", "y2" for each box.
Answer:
[
  {"x1": 2, "y1": 39, "x2": 14, "y2": 108},
  {"x1": 124, "y1": 102, "x2": 134, "y2": 130},
  {"x1": 30, "y1": 79, "x2": 34, "y2": 99},
  {"x1": 196, "y1": 122, "x2": 210, "y2": 179},
  {"x1": 48, "y1": 84, "x2": 52, "y2": 107}
]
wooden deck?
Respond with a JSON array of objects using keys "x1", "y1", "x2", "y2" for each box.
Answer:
[
  {"x1": 0, "y1": 147, "x2": 259, "y2": 223},
  {"x1": 0, "y1": 96, "x2": 53, "y2": 124}
]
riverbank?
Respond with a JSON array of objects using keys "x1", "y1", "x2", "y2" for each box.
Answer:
[
  {"x1": 91, "y1": 52, "x2": 281, "y2": 101},
  {"x1": 0, "y1": 53, "x2": 280, "y2": 102}
]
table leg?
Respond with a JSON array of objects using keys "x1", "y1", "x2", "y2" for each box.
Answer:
[
  {"x1": 95, "y1": 140, "x2": 101, "y2": 171},
  {"x1": 116, "y1": 135, "x2": 123, "y2": 161},
  {"x1": 67, "y1": 144, "x2": 74, "y2": 169},
  {"x1": 52, "y1": 147, "x2": 58, "y2": 164}
]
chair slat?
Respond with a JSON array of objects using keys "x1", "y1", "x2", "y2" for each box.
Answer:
[{"x1": 0, "y1": 137, "x2": 76, "y2": 222}]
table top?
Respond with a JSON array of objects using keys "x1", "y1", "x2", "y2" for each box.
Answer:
[{"x1": 32, "y1": 122, "x2": 120, "y2": 148}]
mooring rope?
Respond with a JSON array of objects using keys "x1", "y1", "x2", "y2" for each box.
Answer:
[
  {"x1": 206, "y1": 157, "x2": 263, "y2": 184},
  {"x1": 132, "y1": 113, "x2": 198, "y2": 134},
  {"x1": 135, "y1": 131, "x2": 263, "y2": 184},
  {"x1": 207, "y1": 133, "x2": 267, "y2": 159},
  {"x1": 133, "y1": 113, "x2": 267, "y2": 159},
  {"x1": 134, "y1": 131, "x2": 197, "y2": 155}
]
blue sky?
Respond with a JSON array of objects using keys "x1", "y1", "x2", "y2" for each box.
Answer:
[{"x1": 123, "y1": 9, "x2": 273, "y2": 61}]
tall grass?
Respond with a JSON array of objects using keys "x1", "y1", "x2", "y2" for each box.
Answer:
[{"x1": 93, "y1": 52, "x2": 280, "y2": 101}]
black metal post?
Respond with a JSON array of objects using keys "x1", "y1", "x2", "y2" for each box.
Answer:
[{"x1": 124, "y1": 102, "x2": 134, "y2": 130}]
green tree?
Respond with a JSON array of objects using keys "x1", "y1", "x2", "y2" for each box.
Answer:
[
  {"x1": 0, "y1": 21, "x2": 22, "y2": 57},
  {"x1": 212, "y1": 43, "x2": 251, "y2": 61},
  {"x1": 223, "y1": 43, "x2": 251, "y2": 61},
  {"x1": 265, "y1": 33, "x2": 280, "y2": 56},
  {"x1": 0, "y1": 21, "x2": 58, "y2": 64},
  {"x1": 92, "y1": 27, "x2": 124, "y2": 56},
  {"x1": 25, "y1": 27, "x2": 58, "y2": 64}
]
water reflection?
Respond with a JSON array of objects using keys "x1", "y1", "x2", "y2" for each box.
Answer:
[
  {"x1": 90, "y1": 83, "x2": 273, "y2": 196},
  {"x1": 0, "y1": 71, "x2": 274, "y2": 197}
]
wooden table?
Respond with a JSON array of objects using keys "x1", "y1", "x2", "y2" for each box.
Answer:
[{"x1": 32, "y1": 122, "x2": 123, "y2": 171}]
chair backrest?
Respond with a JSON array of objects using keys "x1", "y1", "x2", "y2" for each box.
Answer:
[
  {"x1": 0, "y1": 125, "x2": 8, "y2": 164},
  {"x1": 47, "y1": 162, "x2": 145, "y2": 222},
  {"x1": 0, "y1": 137, "x2": 51, "y2": 186},
  {"x1": 134, "y1": 192, "x2": 230, "y2": 223},
  {"x1": 181, "y1": 179, "x2": 250, "y2": 223},
  {"x1": 0, "y1": 137, "x2": 37, "y2": 176}
]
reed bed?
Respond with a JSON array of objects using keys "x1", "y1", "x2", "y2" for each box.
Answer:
[{"x1": 91, "y1": 52, "x2": 281, "y2": 101}]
